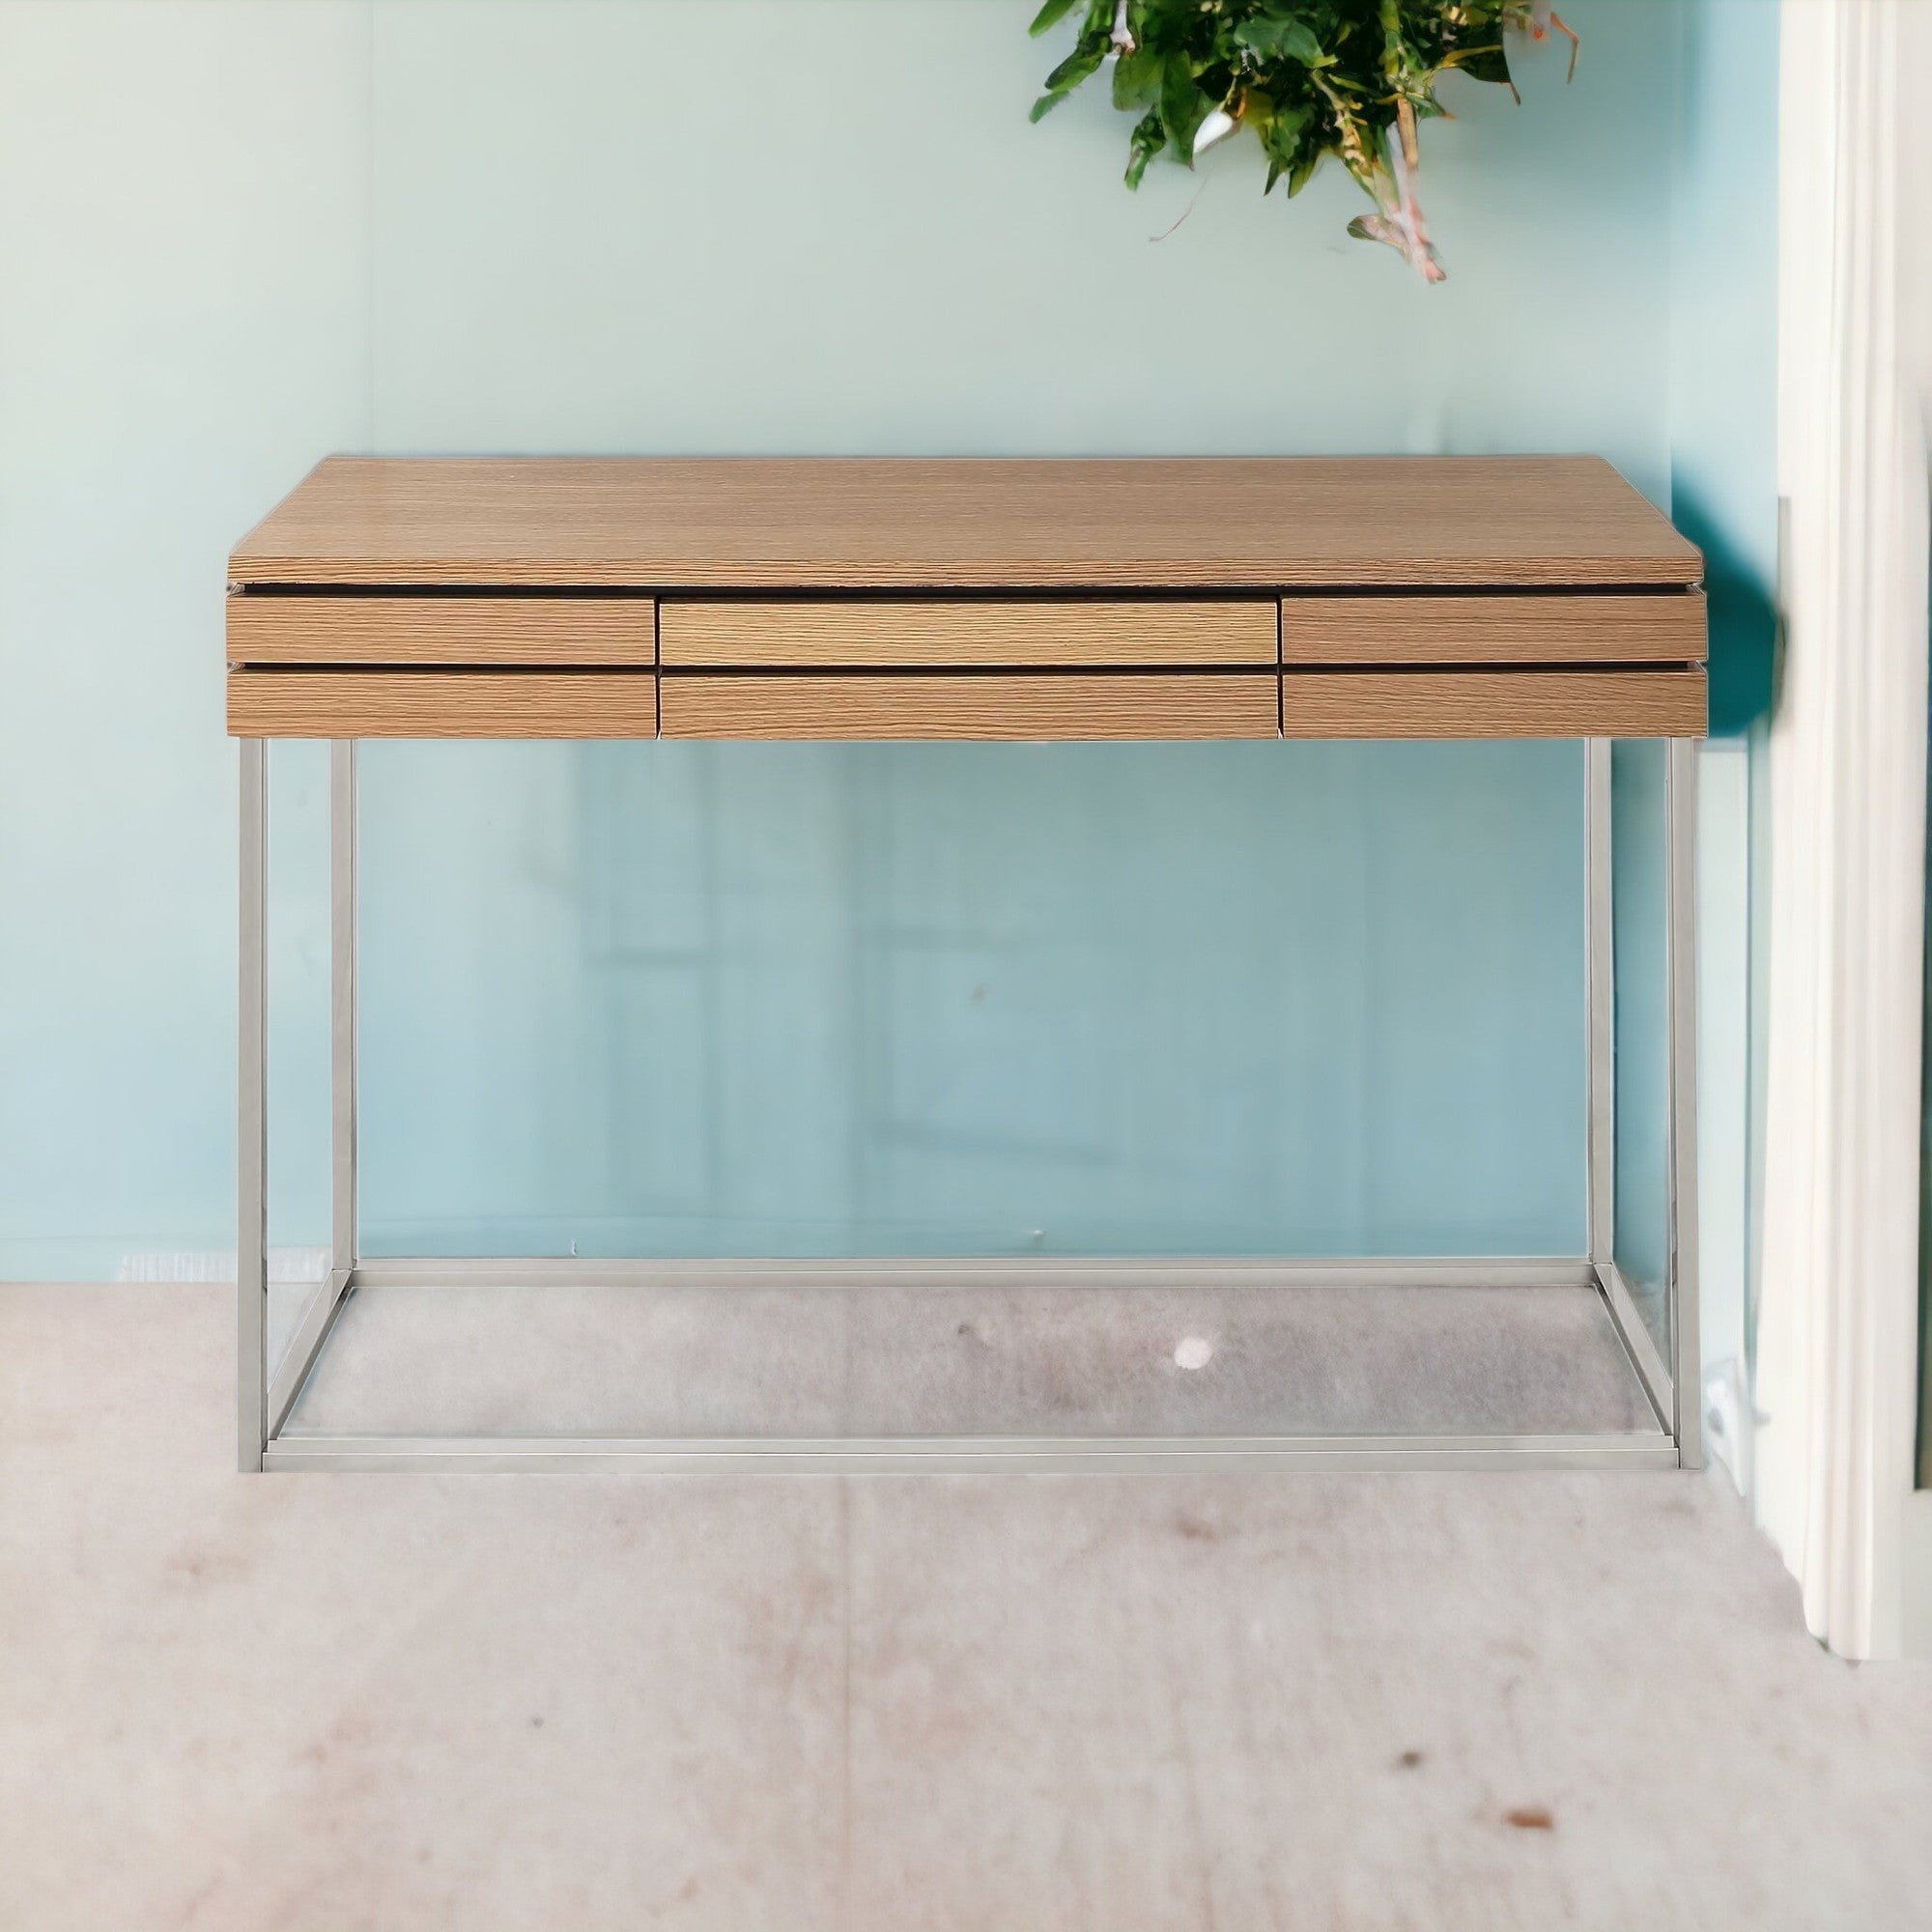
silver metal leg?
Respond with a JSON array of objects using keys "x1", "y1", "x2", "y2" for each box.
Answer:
[
  {"x1": 1585, "y1": 740, "x2": 1615, "y2": 1264},
  {"x1": 1666, "y1": 736, "x2": 1702, "y2": 1468},
  {"x1": 238, "y1": 739, "x2": 268, "y2": 1471},
  {"x1": 1588, "y1": 735, "x2": 1696, "y2": 1450},
  {"x1": 331, "y1": 742, "x2": 357, "y2": 1273},
  {"x1": 261, "y1": 741, "x2": 360, "y2": 1445}
]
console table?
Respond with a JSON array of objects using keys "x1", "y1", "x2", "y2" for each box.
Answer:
[{"x1": 228, "y1": 456, "x2": 1704, "y2": 1473}]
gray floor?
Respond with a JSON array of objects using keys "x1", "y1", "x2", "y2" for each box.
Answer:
[
  {"x1": 282, "y1": 1277, "x2": 1660, "y2": 1439},
  {"x1": 3, "y1": 1282, "x2": 1929, "y2": 1932}
]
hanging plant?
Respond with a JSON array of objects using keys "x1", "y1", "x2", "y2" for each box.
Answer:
[{"x1": 1029, "y1": 1, "x2": 1578, "y2": 281}]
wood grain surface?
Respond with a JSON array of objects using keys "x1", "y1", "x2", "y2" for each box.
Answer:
[
  {"x1": 659, "y1": 673, "x2": 1279, "y2": 740},
  {"x1": 230, "y1": 456, "x2": 1703, "y2": 590},
  {"x1": 227, "y1": 594, "x2": 657, "y2": 666},
  {"x1": 227, "y1": 670, "x2": 659, "y2": 738},
  {"x1": 658, "y1": 599, "x2": 1276, "y2": 668},
  {"x1": 1281, "y1": 669, "x2": 1707, "y2": 739},
  {"x1": 1278, "y1": 592, "x2": 1706, "y2": 665}
]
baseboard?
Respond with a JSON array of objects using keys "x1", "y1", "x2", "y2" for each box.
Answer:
[
  {"x1": 115, "y1": 1247, "x2": 328, "y2": 1284},
  {"x1": 1904, "y1": 1491, "x2": 1932, "y2": 1659}
]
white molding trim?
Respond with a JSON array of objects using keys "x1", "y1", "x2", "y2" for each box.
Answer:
[
  {"x1": 1756, "y1": 0, "x2": 1931, "y2": 1659},
  {"x1": 1907, "y1": 1492, "x2": 1932, "y2": 1660}
]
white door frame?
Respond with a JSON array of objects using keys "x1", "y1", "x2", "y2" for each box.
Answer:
[{"x1": 1755, "y1": 0, "x2": 1931, "y2": 1660}]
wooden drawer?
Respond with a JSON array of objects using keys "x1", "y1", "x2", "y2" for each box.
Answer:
[
  {"x1": 659, "y1": 599, "x2": 1275, "y2": 668},
  {"x1": 660, "y1": 673, "x2": 1278, "y2": 740},
  {"x1": 227, "y1": 594, "x2": 656, "y2": 666},
  {"x1": 228, "y1": 669, "x2": 658, "y2": 738},
  {"x1": 1279, "y1": 592, "x2": 1704, "y2": 665},
  {"x1": 1282, "y1": 669, "x2": 1706, "y2": 739}
]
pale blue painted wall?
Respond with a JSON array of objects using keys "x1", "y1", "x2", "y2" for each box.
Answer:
[
  {"x1": 1666, "y1": 0, "x2": 1781, "y2": 1389},
  {"x1": 0, "y1": 6, "x2": 371, "y2": 1277},
  {"x1": 354, "y1": 737, "x2": 1583, "y2": 1258},
  {"x1": 0, "y1": 1, "x2": 1736, "y2": 1274},
  {"x1": 1598, "y1": 0, "x2": 1780, "y2": 1376},
  {"x1": 1669, "y1": 0, "x2": 1780, "y2": 734}
]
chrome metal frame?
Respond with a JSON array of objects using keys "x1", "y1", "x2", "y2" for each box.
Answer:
[
  {"x1": 236, "y1": 735, "x2": 1700, "y2": 1474},
  {"x1": 1667, "y1": 736, "x2": 1702, "y2": 1468},
  {"x1": 262, "y1": 1432, "x2": 1680, "y2": 1475},
  {"x1": 1585, "y1": 739, "x2": 1617, "y2": 1267},
  {"x1": 237, "y1": 739, "x2": 267, "y2": 1472}
]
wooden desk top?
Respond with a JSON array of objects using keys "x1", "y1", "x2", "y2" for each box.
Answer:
[{"x1": 230, "y1": 455, "x2": 1701, "y2": 591}]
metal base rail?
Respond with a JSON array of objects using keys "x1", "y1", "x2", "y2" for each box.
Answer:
[
  {"x1": 239, "y1": 737, "x2": 1700, "y2": 1474},
  {"x1": 264, "y1": 1435, "x2": 1681, "y2": 1477},
  {"x1": 256, "y1": 1255, "x2": 1677, "y2": 1473}
]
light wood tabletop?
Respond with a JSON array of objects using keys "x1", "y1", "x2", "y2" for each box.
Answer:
[{"x1": 229, "y1": 455, "x2": 1702, "y2": 591}]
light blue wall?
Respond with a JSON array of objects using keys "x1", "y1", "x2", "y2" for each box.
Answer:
[
  {"x1": 1669, "y1": 0, "x2": 1781, "y2": 737},
  {"x1": 1664, "y1": 0, "x2": 1781, "y2": 1388},
  {"x1": 2, "y1": 1, "x2": 1718, "y2": 1274},
  {"x1": 0, "y1": 6, "x2": 371, "y2": 1277},
  {"x1": 354, "y1": 738, "x2": 1583, "y2": 1258}
]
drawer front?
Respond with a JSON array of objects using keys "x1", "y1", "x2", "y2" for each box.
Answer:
[
  {"x1": 660, "y1": 673, "x2": 1278, "y2": 740},
  {"x1": 659, "y1": 599, "x2": 1276, "y2": 668},
  {"x1": 227, "y1": 594, "x2": 656, "y2": 666},
  {"x1": 228, "y1": 670, "x2": 658, "y2": 738},
  {"x1": 1282, "y1": 669, "x2": 1706, "y2": 739},
  {"x1": 1279, "y1": 592, "x2": 1705, "y2": 665}
]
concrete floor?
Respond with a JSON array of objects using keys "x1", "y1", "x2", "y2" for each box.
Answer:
[
  {"x1": 2, "y1": 1283, "x2": 1929, "y2": 1932},
  {"x1": 282, "y1": 1275, "x2": 1659, "y2": 1439}
]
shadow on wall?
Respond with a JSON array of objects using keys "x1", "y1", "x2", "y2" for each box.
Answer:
[{"x1": 1673, "y1": 489, "x2": 1778, "y2": 736}]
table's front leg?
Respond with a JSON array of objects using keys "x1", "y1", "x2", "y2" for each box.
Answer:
[
  {"x1": 1586, "y1": 739, "x2": 1615, "y2": 1270},
  {"x1": 237, "y1": 737, "x2": 268, "y2": 1471}
]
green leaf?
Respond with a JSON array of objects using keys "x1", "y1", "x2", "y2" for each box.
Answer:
[
  {"x1": 1031, "y1": 38, "x2": 1108, "y2": 119},
  {"x1": 1232, "y1": 17, "x2": 1326, "y2": 67},
  {"x1": 1158, "y1": 51, "x2": 1211, "y2": 160},
  {"x1": 1042, "y1": 43, "x2": 1107, "y2": 94},
  {"x1": 1124, "y1": 108, "x2": 1167, "y2": 187},
  {"x1": 1285, "y1": 146, "x2": 1324, "y2": 197},
  {"x1": 1257, "y1": 100, "x2": 1310, "y2": 159},
  {"x1": 1113, "y1": 46, "x2": 1162, "y2": 110},
  {"x1": 1445, "y1": 40, "x2": 1513, "y2": 87},
  {"x1": 1027, "y1": 0, "x2": 1082, "y2": 36},
  {"x1": 1256, "y1": 100, "x2": 1313, "y2": 188}
]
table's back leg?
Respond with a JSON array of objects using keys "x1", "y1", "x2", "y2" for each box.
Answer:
[
  {"x1": 238, "y1": 737, "x2": 268, "y2": 1471},
  {"x1": 331, "y1": 742, "x2": 357, "y2": 1280},
  {"x1": 1667, "y1": 735, "x2": 1702, "y2": 1467}
]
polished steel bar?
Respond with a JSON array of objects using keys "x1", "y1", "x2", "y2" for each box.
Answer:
[
  {"x1": 263, "y1": 1433, "x2": 1681, "y2": 1476},
  {"x1": 340, "y1": 1255, "x2": 1600, "y2": 1292},
  {"x1": 1585, "y1": 739, "x2": 1616, "y2": 1264},
  {"x1": 330, "y1": 741, "x2": 357, "y2": 1276},
  {"x1": 1597, "y1": 1258, "x2": 1673, "y2": 1432},
  {"x1": 237, "y1": 739, "x2": 268, "y2": 1472},
  {"x1": 1666, "y1": 736, "x2": 1703, "y2": 1467},
  {"x1": 267, "y1": 1265, "x2": 355, "y2": 1439}
]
